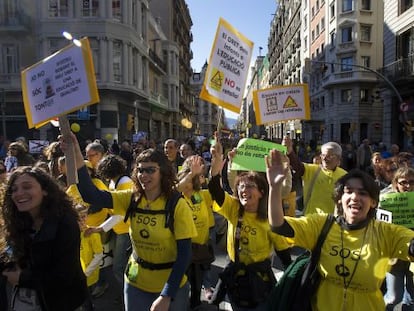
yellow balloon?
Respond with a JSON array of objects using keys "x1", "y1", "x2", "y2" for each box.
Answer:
[
  {"x1": 71, "y1": 123, "x2": 80, "y2": 133},
  {"x1": 105, "y1": 133, "x2": 113, "y2": 140}
]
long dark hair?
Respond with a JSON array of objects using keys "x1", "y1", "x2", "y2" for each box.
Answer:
[
  {"x1": 234, "y1": 171, "x2": 268, "y2": 220},
  {"x1": 131, "y1": 148, "x2": 177, "y2": 200},
  {"x1": 2, "y1": 166, "x2": 77, "y2": 265},
  {"x1": 333, "y1": 169, "x2": 380, "y2": 219}
]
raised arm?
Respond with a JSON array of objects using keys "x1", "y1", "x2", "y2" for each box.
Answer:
[{"x1": 266, "y1": 149, "x2": 289, "y2": 228}]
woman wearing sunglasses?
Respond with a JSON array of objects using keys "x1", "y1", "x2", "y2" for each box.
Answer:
[
  {"x1": 61, "y1": 133, "x2": 197, "y2": 311},
  {"x1": 381, "y1": 167, "x2": 414, "y2": 310}
]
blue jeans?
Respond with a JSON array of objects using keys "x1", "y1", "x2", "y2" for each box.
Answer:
[
  {"x1": 385, "y1": 260, "x2": 414, "y2": 310},
  {"x1": 112, "y1": 233, "x2": 131, "y2": 285},
  {"x1": 124, "y1": 281, "x2": 190, "y2": 311}
]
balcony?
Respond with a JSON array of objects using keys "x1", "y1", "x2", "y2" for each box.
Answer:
[
  {"x1": 379, "y1": 55, "x2": 414, "y2": 84},
  {"x1": 148, "y1": 49, "x2": 166, "y2": 72}
]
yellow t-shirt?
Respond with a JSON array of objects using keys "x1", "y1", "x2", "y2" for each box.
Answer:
[
  {"x1": 183, "y1": 189, "x2": 214, "y2": 245},
  {"x1": 66, "y1": 178, "x2": 110, "y2": 227},
  {"x1": 285, "y1": 214, "x2": 414, "y2": 311},
  {"x1": 213, "y1": 193, "x2": 290, "y2": 265},
  {"x1": 80, "y1": 232, "x2": 103, "y2": 287},
  {"x1": 109, "y1": 176, "x2": 133, "y2": 234},
  {"x1": 111, "y1": 190, "x2": 197, "y2": 293},
  {"x1": 303, "y1": 164, "x2": 347, "y2": 215}
]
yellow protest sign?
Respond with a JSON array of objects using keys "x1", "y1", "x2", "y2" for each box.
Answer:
[
  {"x1": 21, "y1": 37, "x2": 99, "y2": 128},
  {"x1": 200, "y1": 18, "x2": 253, "y2": 113},
  {"x1": 253, "y1": 84, "x2": 310, "y2": 125}
]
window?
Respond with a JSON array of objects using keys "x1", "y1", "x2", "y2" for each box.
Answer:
[
  {"x1": 342, "y1": 26, "x2": 352, "y2": 42},
  {"x1": 89, "y1": 38, "x2": 100, "y2": 81},
  {"x1": 361, "y1": 56, "x2": 371, "y2": 68},
  {"x1": 360, "y1": 89, "x2": 369, "y2": 102},
  {"x1": 342, "y1": 0, "x2": 353, "y2": 12},
  {"x1": 341, "y1": 57, "x2": 353, "y2": 71},
  {"x1": 312, "y1": 6, "x2": 315, "y2": 17},
  {"x1": 400, "y1": 0, "x2": 413, "y2": 14},
  {"x1": 330, "y1": 31, "x2": 336, "y2": 46},
  {"x1": 0, "y1": 0, "x2": 18, "y2": 25},
  {"x1": 312, "y1": 30, "x2": 315, "y2": 41},
  {"x1": 316, "y1": 25, "x2": 320, "y2": 36},
  {"x1": 304, "y1": 15, "x2": 307, "y2": 29},
  {"x1": 341, "y1": 89, "x2": 353, "y2": 102},
  {"x1": 113, "y1": 40, "x2": 122, "y2": 82},
  {"x1": 360, "y1": 25, "x2": 371, "y2": 41},
  {"x1": 1, "y1": 44, "x2": 19, "y2": 74},
  {"x1": 82, "y1": 0, "x2": 99, "y2": 17},
  {"x1": 316, "y1": 0, "x2": 320, "y2": 10},
  {"x1": 361, "y1": 0, "x2": 371, "y2": 10},
  {"x1": 330, "y1": 3, "x2": 335, "y2": 18},
  {"x1": 321, "y1": 17, "x2": 325, "y2": 31},
  {"x1": 49, "y1": 0, "x2": 68, "y2": 17},
  {"x1": 48, "y1": 38, "x2": 64, "y2": 54},
  {"x1": 112, "y1": 0, "x2": 121, "y2": 20}
]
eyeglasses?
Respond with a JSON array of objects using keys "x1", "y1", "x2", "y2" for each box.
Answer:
[
  {"x1": 397, "y1": 180, "x2": 414, "y2": 187},
  {"x1": 237, "y1": 182, "x2": 257, "y2": 191},
  {"x1": 320, "y1": 153, "x2": 337, "y2": 160},
  {"x1": 137, "y1": 166, "x2": 159, "y2": 174}
]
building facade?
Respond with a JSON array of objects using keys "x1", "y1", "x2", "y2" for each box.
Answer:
[{"x1": 0, "y1": 0, "x2": 193, "y2": 145}]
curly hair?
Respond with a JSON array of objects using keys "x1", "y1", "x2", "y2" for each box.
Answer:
[
  {"x1": 233, "y1": 171, "x2": 268, "y2": 220},
  {"x1": 2, "y1": 166, "x2": 77, "y2": 265},
  {"x1": 333, "y1": 169, "x2": 380, "y2": 219},
  {"x1": 131, "y1": 149, "x2": 177, "y2": 200},
  {"x1": 97, "y1": 154, "x2": 127, "y2": 181}
]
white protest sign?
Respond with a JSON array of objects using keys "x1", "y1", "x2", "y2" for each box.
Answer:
[
  {"x1": 253, "y1": 84, "x2": 310, "y2": 125},
  {"x1": 200, "y1": 18, "x2": 253, "y2": 113},
  {"x1": 21, "y1": 37, "x2": 99, "y2": 128}
]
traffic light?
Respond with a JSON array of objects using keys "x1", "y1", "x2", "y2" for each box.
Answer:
[{"x1": 127, "y1": 114, "x2": 135, "y2": 131}]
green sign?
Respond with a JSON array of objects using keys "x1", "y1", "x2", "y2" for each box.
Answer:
[
  {"x1": 379, "y1": 192, "x2": 414, "y2": 228},
  {"x1": 230, "y1": 138, "x2": 286, "y2": 172}
]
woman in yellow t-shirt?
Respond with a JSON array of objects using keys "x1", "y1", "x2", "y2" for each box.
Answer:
[
  {"x1": 177, "y1": 155, "x2": 215, "y2": 309},
  {"x1": 61, "y1": 133, "x2": 197, "y2": 311}
]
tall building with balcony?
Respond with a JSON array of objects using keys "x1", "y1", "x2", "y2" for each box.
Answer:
[
  {"x1": 190, "y1": 62, "x2": 219, "y2": 138},
  {"x1": 267, "y1": 0, "x2": 302, "y2": 140},
  {"x1": 0, "y1": 0, "x2": 184, "y2": 144},
  {"x1": 380, "y1": 0, "x2": 414, "y2": 149},
  {"x1": 149, "y1": 0, "x2": 194, "y2": 140},
  {"x1": 304, "y1": 0, "x2": 384, "y2": 145}
]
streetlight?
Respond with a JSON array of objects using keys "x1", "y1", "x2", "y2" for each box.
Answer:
[{"x1": 62, "y1": 31, "x2": 82, "y2": 47}]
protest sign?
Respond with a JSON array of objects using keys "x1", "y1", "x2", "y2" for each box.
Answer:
[
  {"x1": 379, "y1": 192, "x2": 414, "y2": 228},
  {"x1": 21, "y1": 37, "x2": 99, "y2": 128},
  {"x1": 253, "y1": 84, "x2": 310, "y2": 125},
  {"x1": 200, "y1": 18, "x2": 253, "y2": 113},
  {"x1": 29, "y1": 140, "x2": 49, "y2": 154},
  {"x1": 230, "y1": 138, "x2": 286, "y2": 172}
]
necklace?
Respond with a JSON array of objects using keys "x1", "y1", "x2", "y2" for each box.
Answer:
[
  {"x1": 144, "y1": 194, "x2": 161, "y2": 209},
  {"x1": 340, "y1": 225, "x2": 368, "y2": 311}
]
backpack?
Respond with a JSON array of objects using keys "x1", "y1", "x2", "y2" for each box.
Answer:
[
  {"x1": 268, "y1": 214, "x2": 335, "y2": 311},
  {"x1": 123, "y1": 190, "x2": 182, "y2": 233}
]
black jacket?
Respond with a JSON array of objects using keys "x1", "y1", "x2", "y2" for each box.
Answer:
[{"x1": 18, "y1": 213, "x2": 88, "y2": 311}]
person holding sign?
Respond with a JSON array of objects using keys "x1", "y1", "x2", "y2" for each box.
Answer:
[
  {"x1": 61, "y1": 132, "x2": 197, "y2": 311},
  {"x1": 208, "y1": 135, "x2": 291, "y2": 310},
  {"x1": 380, "y1": 167, "x2": 414, "y2": 310},
  {"x1": 266, "y1": 149, "x2": 414, "y2": 311},
  {"x1": 283, "y1": 136, "x2": 347, "y2": 215}
]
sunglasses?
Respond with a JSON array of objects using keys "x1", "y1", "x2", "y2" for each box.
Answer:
[
  {"x1": 397, "y1": 180, "x2": 414, "y2": 187},
  {"x1": 137, "y1": 166, "x2": 159, "y2": 174}
]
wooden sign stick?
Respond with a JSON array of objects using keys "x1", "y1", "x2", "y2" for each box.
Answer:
[{"x1": 59, "y1": 115, "x2": 78, "y2": 185}]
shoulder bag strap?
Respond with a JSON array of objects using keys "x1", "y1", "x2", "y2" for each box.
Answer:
[
  {"x1": 234, "y1": 208, "x2": 244, "y2": 264},
  {"x1": 303, "y1": 166, "x2": 322, "y2": 214},
  {"x1": 311, "y1": 214, "x2": 335, "y2": 260}
]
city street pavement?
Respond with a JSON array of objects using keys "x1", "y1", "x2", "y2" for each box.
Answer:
[{"x1": 94, "y1": 237, "x2": 287, "y2": 311}]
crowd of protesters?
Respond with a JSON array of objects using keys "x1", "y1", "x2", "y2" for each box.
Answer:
[{"x1": 0, "y1": 133, "x2": 413, "y2": 311}]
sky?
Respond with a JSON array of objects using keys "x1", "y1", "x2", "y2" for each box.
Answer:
[{"x1": 186, "y1": 0, "x2": 278, "y2": 119}]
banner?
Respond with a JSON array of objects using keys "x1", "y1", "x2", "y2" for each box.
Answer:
[
  {"x1": 230, "y1": 138, "x2": 286, "y2": 172},
  {"x1": 21, "y1": 37, "x2": 99, "y2": 128},
  {"x1": 379, "y1": 192, "x2": 414, "y2": 228},
  {"x1": 253, "y1": 84, "x2": 310, "y2": 125},
  {"x1": 199, "y1": 18, "x2": 253, "y2": 113}
]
